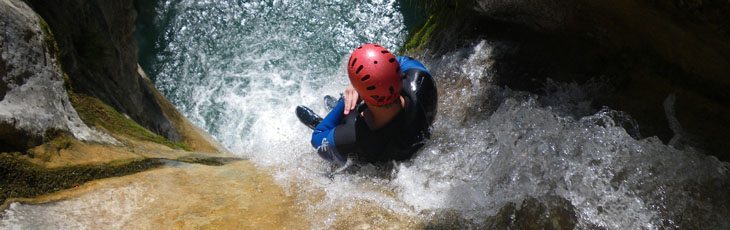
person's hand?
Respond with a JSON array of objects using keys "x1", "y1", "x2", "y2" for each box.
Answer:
[{"x1": 344, "y1": 85, "x2": 359, "y2": 115}]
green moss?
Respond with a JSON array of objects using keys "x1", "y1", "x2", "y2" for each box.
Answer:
[
  {"x1": 43, "y1": 131, "x2": 73, "y2": 151},
  {"x1": 69, "y1": 93, "x2": 190, "y2": 150},
  {"x1": 61, "y1": 72, "x2": 73, "y2": 93},
  {"x1": 401, "y1": 0, "x2": 464, "y2": 54},
  {"x1": 403, "y1": 14, "x2": 439, "y2": 53},
  {"x1": 36, "y1": 14, "x2": 75, "y2": 94},
  {"x1": 0, "y1": 152, "x2": 243, "y2": 205},
  {"x1": 0, "y1": 154, "x2": 164, "y2": 205},
  {"x1": 176, "y1": 155, "x2": 242, "y2": 166},
  {"x1": 36, "y1": 15, "x2": 60, "y2": 63}
]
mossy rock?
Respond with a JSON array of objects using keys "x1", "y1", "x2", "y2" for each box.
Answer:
[
  {"x1": 176, "y1": 155, "x2": 242, "y2": 166},
  {"x1": 401, "y1": 0, "x2": 501, "y2": 56},
  {"x1": 69, "y1": 93, "x2": 190, "y2": 150},
  {"x1": 403, "y1": 13, "x2": 439, "y2": 53},
  {"x1": 402, "y1": 1, "x2": 451, "y2": 54},
  {"x1": 0, "y1": 151, "x2": 242, "y2": 206},
  {"x1": 0, "y1": 153, "x2": 164, "y2": 205},
  {"x1": 36, "y1": 14, "x2": 61, "y2": 63}
]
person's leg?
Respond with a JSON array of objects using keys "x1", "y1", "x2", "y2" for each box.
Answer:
[{"x1": 310, "y1": 99, "x2": 348, "y2": 165}]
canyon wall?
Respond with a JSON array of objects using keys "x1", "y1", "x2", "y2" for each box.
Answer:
[
  {"x1": 0, "y1": 0, "x2": 117, "y2": 151},
  {"x1": 25, "y1": 0, "x2": 181, "y2": 142},
  {"x1": 1, "y1": 0, "x2": 223, "y2": 153}
]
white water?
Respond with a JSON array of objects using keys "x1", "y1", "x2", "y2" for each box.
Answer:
[{"x1": 3, "y1": 0, "x2": 729, "y2": 228}]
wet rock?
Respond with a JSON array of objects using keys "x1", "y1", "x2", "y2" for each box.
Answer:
[
  {"x1": 473, "y1": 0, "x2": 574, "y2": 31},
  {"x1": 483, "y1": 196, "x2": 577, "y2": 230},
  {"x1": 425, "y1": 196, "x2": 578, "y2": 229},
  {"x1": 0, "y1": 161, "x2": 306, "y2": 229},
  {"x1": 425, "y1": 209, "x2": 476, "y2": 229},
  {"x1": 0, "y1": 153, "x2": 164, "y2": 205},
  {"x1": 0, "y1": 0, "x2": 117, "y2": 151},
  {"x1": 24, "y1": 0, "x2": 183, "y2": 142}
]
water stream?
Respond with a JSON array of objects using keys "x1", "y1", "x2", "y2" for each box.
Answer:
[{"x1": 3, "y1": 0, "x2": 728, "y2": 228}]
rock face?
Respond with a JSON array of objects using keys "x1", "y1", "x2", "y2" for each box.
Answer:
[
  {"x1": 25, "y1": 0, "x2": 182, "y2": 142},
  {"x1": 0, "y1": 0, "x2": 117, "y2": 151},
  {"x1": 412, "y1": 0, "x2": 730, "y2": 160},
  {"x1": 472, "y1": 0, "x2": 572, "y2": 31}
]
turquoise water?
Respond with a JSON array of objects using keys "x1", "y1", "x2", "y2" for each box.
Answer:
[
  {"x1": 138, "y1": 0, "x2": 406, "y2": 149},
  {"x1": 134, "y1": 0, "x2": 730, "y2": 228}
]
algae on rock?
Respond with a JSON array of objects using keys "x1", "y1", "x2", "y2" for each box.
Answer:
[
  {"x1": 69, "y1": 93, "x2": 190, "y2": 151},
  {"x1": 0, "y1": 154, "x2": 164, "y2": 207}
]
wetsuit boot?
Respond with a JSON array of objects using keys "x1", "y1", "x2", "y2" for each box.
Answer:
[
  {"x1": 296, "y1": 106, "x2": 323, "y2": 130},
  {"x1": 324, "y1": 95, "x2": 339, "y2": 111}
]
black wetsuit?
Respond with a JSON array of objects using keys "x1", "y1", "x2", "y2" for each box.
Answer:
[{"x1": 333, "y1": 99, "x2": 413, "y2": 163}]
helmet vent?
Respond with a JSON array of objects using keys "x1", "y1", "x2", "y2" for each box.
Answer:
[
  {"x1": 381, "y1": 50, "x2": 389, "y2": 54},
  {"x1": 389, "y1": 58, "x2": 396, "y2": 63},
  {"x1": 351, "y1": 58, "x2": 358, "y2": 67},
  {"x1": 374, "y1": 61, "x2": 378, "y2": 64},
  {"x1": 366, "y1": 86, "x2": 376, "y2": 90},
  {"x1": 361, "y1": 75, "x2": 370, "y2": 81},
  {"x1": 356, "y1": 65, "x2": 364, "y2": 74}
]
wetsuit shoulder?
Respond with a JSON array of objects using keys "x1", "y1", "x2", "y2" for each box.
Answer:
[
  {"x1": 397, "y1": 56, "x2": 430, "y2": 75},
  {"x1": 399, "y1": 62, "x2": 437, "y2": 157}
]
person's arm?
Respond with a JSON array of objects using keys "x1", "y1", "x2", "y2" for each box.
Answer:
[{"x1": 311, "y1": 99, "x2": 347, "y2": 165}]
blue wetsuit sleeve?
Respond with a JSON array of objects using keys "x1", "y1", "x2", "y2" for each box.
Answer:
[
  {"x1": 311, "y1": 99, "x2": 347, "y2": 165},
  {"x1": 397, "y1": 56, "x2": 430, "y2": 75}
]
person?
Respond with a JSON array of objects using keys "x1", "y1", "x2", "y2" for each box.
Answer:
[{"x1": 296, "y1": 43, "x2": 437, "y2": 166}]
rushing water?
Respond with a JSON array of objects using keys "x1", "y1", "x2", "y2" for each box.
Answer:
[
  {"x1": 5, "y1": 0, "x2": 729, "y2": 228},
  {"x1": 140, "y1": 0, "x2": 407, "y2": 155},
  {"x1": 124, "y1": 0, "x2": 730, "y2": 228}
]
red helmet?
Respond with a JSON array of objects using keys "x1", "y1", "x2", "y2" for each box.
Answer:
[{"x1": 347, "y1": 43, "x2": 402, "y2": 106}]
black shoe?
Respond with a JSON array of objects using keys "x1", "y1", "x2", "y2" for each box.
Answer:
[
  {"x1": 324, "y1": 95, "x2": 339, "y2": 111},
  {"x1": 296, "y1": 106, "x2": 323, "y2": 130}
]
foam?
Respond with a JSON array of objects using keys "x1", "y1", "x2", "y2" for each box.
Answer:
[{"x1": 149, "y1": 1, "x2": 730, "y2": 227}]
